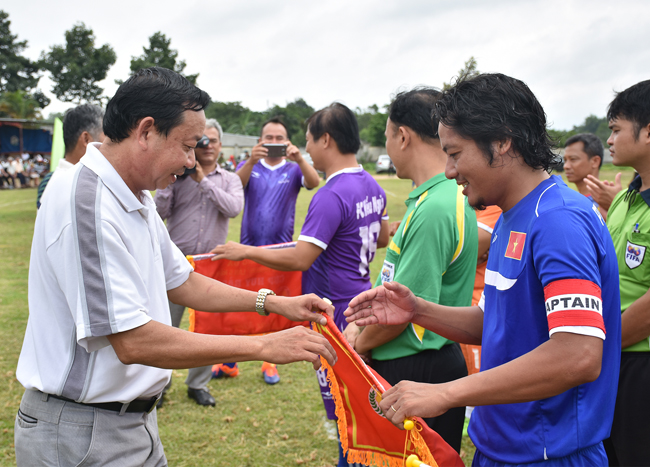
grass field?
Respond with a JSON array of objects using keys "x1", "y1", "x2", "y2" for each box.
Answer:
[{"x1": 0, "y1": 166, "x2": 635, "y2": 466}]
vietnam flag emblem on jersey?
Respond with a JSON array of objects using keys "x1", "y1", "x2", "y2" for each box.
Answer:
[{"x1": 505, "y1": 231, "x2": 526, "y2": 260}]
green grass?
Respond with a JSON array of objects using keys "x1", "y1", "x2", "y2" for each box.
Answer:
[{"x1": 5, "y1": 166, "x2": 635, "y2": 466}]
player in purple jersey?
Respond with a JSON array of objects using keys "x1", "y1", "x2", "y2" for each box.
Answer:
[
  {"x1": 214, "y1": 103, "x2": 389, "y2": 466},
  {"x1": 236, "y1": 118, "x2": 321, "y2": 246},
  {"x1": 345, "y1": 74, "x2": 621, "y2": 466}
]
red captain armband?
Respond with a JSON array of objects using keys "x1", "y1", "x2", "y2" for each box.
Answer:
[{"x1": 544, "y1": 279, "x2": 606, "y2": 335}]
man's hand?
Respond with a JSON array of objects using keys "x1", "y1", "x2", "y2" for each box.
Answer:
[
  {"x1": 266, "y1": 294, "x2": 334, "y2": 325},
  {"x1": 379, "y1": 381, "x2": 452, "y2": 429},
  {"x1": 250, "y1": 141, "x2": 269, "y2": 164},
  {"x1": 286, "y1": 142, "x2": 303, "y2": 163},
  {"x1": 258, "y1": 326, "x2": 337, "y2": 370},
  {"x1": 211, "y1": 241, "x2": 250, "y2": 261},
  {"x1": 388, "y1": 221, "x2": 401, "y2": 237},
  {"x1": 584, "y1": 173, "x2": 623, "y2": 212},
  {"x1": 343, "y1": 322, "x2": 362, "y2": 348},
  {"x1": 189, "y1": 162, "x2": 205, "y2": 183},
  {"x1": 344, "y1": 281, "x2": 418, "y2": 327}
]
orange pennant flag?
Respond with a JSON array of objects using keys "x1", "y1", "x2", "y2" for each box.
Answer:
[{"x1": 312, "y1": 314, "x2": 465, "y2": 467}]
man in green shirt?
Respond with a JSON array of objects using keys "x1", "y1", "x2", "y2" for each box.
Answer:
[
  {"x1": 343, "y1": 87, "x2": 477, "y2": 452},
  {"x1": 602, "y1": 79, "x2": 650, "y2": 466}
]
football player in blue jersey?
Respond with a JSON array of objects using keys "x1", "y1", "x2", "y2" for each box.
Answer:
[{"x1": 345, "y1": 73, "x2": 621, "y2": 466}]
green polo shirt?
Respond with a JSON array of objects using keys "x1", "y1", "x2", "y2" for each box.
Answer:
[
  {"x1": 372, "y1": 173, "x2": 478, "y2": 361},
  {"x1": 607, "y1": 180, "x2": 650, "y2": 352}
]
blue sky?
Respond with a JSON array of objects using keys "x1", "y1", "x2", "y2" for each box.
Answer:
[{"x1": 6, "y1": 0, "x2": 649, "y2": 129}]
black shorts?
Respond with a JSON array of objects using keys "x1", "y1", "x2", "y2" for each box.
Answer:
[{"x1": 603, "y1": 351, "x2": 650, "y2": 466}]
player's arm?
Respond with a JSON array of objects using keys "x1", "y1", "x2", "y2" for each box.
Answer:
[
  {"x1": 477, "y1": 227, "x2": 491, "y2": 264},
  {"x1": 236, "y1": 141, "x2": 265, "y2": 187},
  {"x1": 377, "y1": 219, "x2": 390, "y2": 248},
  {"x1": 287, "y1": 142, "x2": 320, "y2": 189},
  {"x1": 211, "y1": 240, "x2": 323, "y2": 272},
  {"x1": 380, "y1": 331, "x2": 602, "y2": 427},
  {"x1": 345, "y1": 281, "x2": 484, "y2": 345},
  {"x1": 199, "y1": 173, "x2": 244, "y2": 218},
  {"x1": 351, "y1": 322, "x2": 409, "y2": 355},
  {"x1": 620, "y1": 287, "x2": 650, "y2": 349},
  {"x1": 584, "y1": 173, "x2": 623, "y2": 217}
]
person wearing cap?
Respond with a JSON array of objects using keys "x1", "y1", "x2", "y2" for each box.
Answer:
[{"x1": 154, "y1": 118, "x2": 244, "y2": 407}]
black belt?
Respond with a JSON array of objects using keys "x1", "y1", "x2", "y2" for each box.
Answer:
[{"x1": 48, "y1": 393, "x2": 159, "y2": 414}]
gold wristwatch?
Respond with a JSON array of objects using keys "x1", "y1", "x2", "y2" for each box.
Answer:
[{"x1": 256, "y1": 288, "x2": 276, "y2": 316}]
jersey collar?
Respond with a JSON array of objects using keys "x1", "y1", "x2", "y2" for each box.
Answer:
[
  {"x1": 260, "y1": 158, "x2": 287, "y2": 171},
  {"x1": 408, "y1": 172, "x2": 448, "y2": 200},
  {"x1": 79, "y1": 143, "x2": 146, "y2": 213},
  {"x1": 326, "y1": 165, "x2": 363, "y2": 184},
  {"x1": 627, "y1": 175, "x2": 650, "y2": 208}
]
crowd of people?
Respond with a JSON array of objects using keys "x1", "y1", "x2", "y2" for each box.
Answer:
[
  {"x1": 0, "y1": 154, "x2": 48, "y2": 189},
  {"x1": 11, "y1": 65, "x2": 650, "y2": 467}
]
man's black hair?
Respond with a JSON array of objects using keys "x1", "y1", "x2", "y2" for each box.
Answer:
[
  {"x1": 63, "y1": 104, "x2": 104, "y2": 154},
  {"x1": 565, "y1": 133, "x2": 604, "y2": 168},
  {"x1": 260, "y1": 117, "x2": 290, "y2": 139},
  {"x1": 307, "y1": 103, "x2": 360, "y2": 155},
  {"x1": 607, "y1": 80, "x2": 650, "y2": 140},
  {"x1": 435, "y1": 73, "x2": 558, "y2": 171},
  {"x1": 389, "y1": 87, "x2": 441, "y2": 141},
  {"x1": 104, "y1": 67, "x2": 210, "y2": 143}
]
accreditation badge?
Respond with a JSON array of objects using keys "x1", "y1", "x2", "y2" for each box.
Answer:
[
  {"x1": 625, "y1": 241, "x2": 646, "y2": 269},
  {"x1": 380, "y1": 260, "x2": 395, "y2": 284}
]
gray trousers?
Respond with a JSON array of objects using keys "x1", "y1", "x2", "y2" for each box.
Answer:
[
  {"x1": 15, "y1": 389, "x2": 166, "y2": 467},
  {"x1": 168, "y1": 300, "x2": 213, "y2": 390}
]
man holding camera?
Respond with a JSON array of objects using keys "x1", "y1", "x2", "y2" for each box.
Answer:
[
  {"x1": 154, "y1": 118, "x2": 244, "y2": 406},
  {"x1": 227, "y1": 118, "x2": 320, "y2": 384}
]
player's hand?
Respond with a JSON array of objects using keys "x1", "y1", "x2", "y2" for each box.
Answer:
[
  {"x1": 342, "y1": 322, "x2": 362, "y2": 348},
  {"x1": 286, "y1": 142, "x2": 303, "y2": 163},
  {"x1": 210, "y1": 241, "x2": 249, "y2": 261},
  {"x1": 344, "y1": 281, "x2": 418, "y2": 327},
  {"x1": 584, "y1": 173, "x2": 622, "y2": 212},
  {"x1": 258, "y1": 326, "x2": 337, "y2": 370},
  {"x1": 265, "y1": 293, "x2": 334, "y2": 325},
  {"x1": 388, "y1": 221, "x2": 401, "y2": 237},
  {"x1": 380, "y1": 381, "x2": 452, "y2": 429},
  {"x1": 189, "y1": 162, "x2": 205, "y2": 183},
  {"x1": 249, "y1": 142, "x2": 267, "y2": 164}
]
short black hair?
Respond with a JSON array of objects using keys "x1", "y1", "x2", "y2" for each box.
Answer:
[
  {"x1": 260, "y1": 117, "x2": 290, "y2": 139},
  {"x1": 307, "y1": 103, "x2": 360, "y2": 154},
  {"x1": 63, "y1": 104, "x2": 104, "y2": 154},
  {"x1": 607, "y1": 80, "x2": 650, "y2": 140},
  {"x1": 389, "y1": 87, "x2": 441, "y2": 141},
  {"x1": 435, "y1": 73, "x2": 558, "y2": 171},
  {"x1": 104, "y1": 67, "x2": 210, "y2": 143},
  {"x1": 565, "y1": 133, "x2": 604, "y2": 168}
]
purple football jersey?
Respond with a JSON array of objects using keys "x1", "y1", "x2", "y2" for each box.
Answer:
[
  {"x1": 299, "y1": 167, "x2": 387, "y2": 329},
  {"x1": 237, "y1": 159, "x2": 304, "y2": 246}
]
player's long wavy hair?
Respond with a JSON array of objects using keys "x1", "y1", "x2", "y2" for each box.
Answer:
[{"x1": 434, "y1": 73, "x2": 558, "y2": 172}]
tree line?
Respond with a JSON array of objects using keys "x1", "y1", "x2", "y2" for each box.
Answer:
[{"x1": 0, "y1": 10, "x2": 609, "y2": 148}]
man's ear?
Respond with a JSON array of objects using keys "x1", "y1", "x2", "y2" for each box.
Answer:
[
  {"x1": 495, "y1": 138, "x2": 512, "y2": 156},
  {"x1": 642, "y1": 122, "x2": 650, "y2": 145},
  {"x1": 398, "y1": 126, "x2": 411, "y2": 151},
  {"x1": 134, "y1": 117, "x2": 156, "y2": 150},
  {"x1": 79, "y1": 131, "x2": 93, "y2": 150},
  {"x1": 590, "y1": 155, "x2": 602, "y2": 170},
  {"x1": 321, "y1": 133, "x2": 331, "y2": 149}
]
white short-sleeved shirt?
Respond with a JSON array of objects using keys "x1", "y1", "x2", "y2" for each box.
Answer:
[{"x1": 17, "y1": 143, "x2": 192, "y2": 403}]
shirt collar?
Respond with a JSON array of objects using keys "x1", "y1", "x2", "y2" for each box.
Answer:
[
  {"x1": 408, "y1": 172, "x2": 448, "y2": 200},
  {"x1": 260, "y1": 158, "x2": 287, "y2": 171},
  {"x1": 79, "y1": 143, "x2": 146, "y2": 213},
  {"x1": 326, "y1": 165, "x2": 364, "y2": 184},
  {"x1": 627, "y1": 175, "x2": 650, "y2": 207}
]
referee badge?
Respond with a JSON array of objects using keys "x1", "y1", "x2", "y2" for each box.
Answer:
[{"x1": 625, "y1": 241, "x2": 646, "y2": 269}]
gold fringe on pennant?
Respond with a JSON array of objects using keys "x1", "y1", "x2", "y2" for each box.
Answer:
[{"x1": 319, "y1": 356, "x2": 438, "y2": 467}]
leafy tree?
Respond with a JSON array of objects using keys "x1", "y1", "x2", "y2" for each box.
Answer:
[
  {"x1": 126, "y1": 32, "x2": 198, "y2": 85},
  {"x1": 549, "y1": 115, "x2": 610, "y2": 148},
  {"x1": 0, "y1": 10, "x2": 49, "y2": 108},
  {"x1": 205, "y1": 101, "x2": 263, "y2": 134},
  {"x1": 0, "y1": 90, "x2": 42, "y2": 119},
  {"x1": 265, "y1": 98, "x2": 314, "y2": 146},
  {"x1": 357, "y1": 105, "x2": 388, "y2": 147},
  {"x1": 443, "y1": 56, "x2": 480, "y2": 90},
  {"x1": 41, "y1": 23, "x2": 116, "y2": 104}
]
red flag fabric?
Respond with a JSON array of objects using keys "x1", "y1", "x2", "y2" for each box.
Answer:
[
  {"x1": 312, "y1": 314, "x2": 465, "y2": 467},
  {"x1": 187, "y1": 250, "x2": 305, "y2": 335}
]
